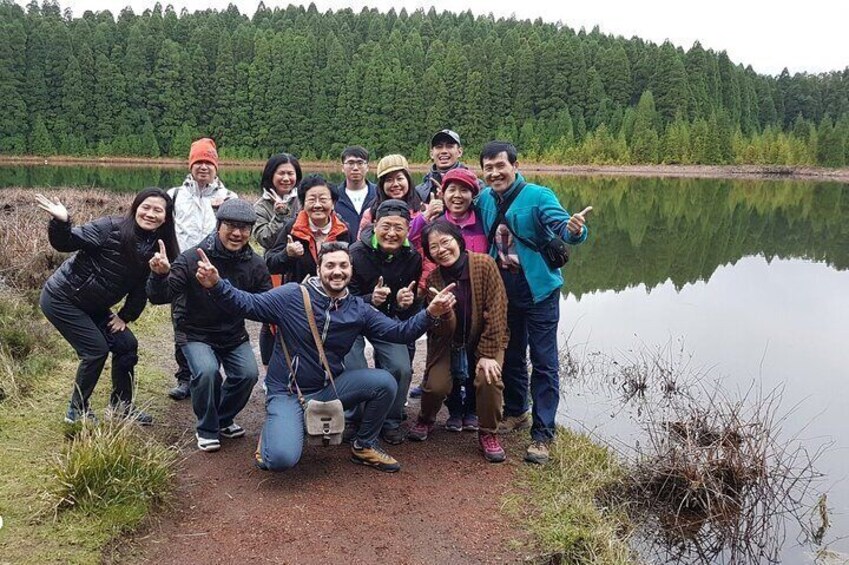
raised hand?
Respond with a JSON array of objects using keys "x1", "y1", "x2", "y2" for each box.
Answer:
[
  {"x1": 372, "y1": 275, "x2": 391, "y2": 307},
  {"x1": 35, "y1": 193, "x2": 69, "y2": 222},
  {"x1": 477, "y1": 357, "x2": 502, "y2": 385},
  {"x1": 426, "y1": 282, "x2": 457, "y2": 318},
  {"x1": 148, "y1": 239, "x2": 171, "y2": 275},
  {"x1": 195, "y1": 248, "x2": 220, "y2": 288},
  {"x1": 567, "y1": 206, "x2": 593, "y2": 236},
  {"x1": 424, "y1": 198, "x2": 444, "y2": 220},
  {"x1": 286, "y1": 234, "x2": 304, "y2": 257},
  {"x1": 396, "y1": 280, "x2": 417, "y2": 310}
]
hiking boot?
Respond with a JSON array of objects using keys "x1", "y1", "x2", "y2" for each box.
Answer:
[
  {"x1": 168, "y1": 380, "x2": 191, "y2": 401},
  {"x1": 497, "y1": 412, "x2": 531, "y2": 434},
  {"x1": 479, "y1": 432, "x2": 506, "y2": 463},
  {"x1": 64, "y1": 405, "x2": 97, "y2": 425},
  {"x1": 220, "y1": 423, "x2": 245, "y2": 439},
  {"x1": 196, "y1": 433, "x2": 220, "y2": 452},
  {"x1": 380, "y1": 426, "x2": 407, "y2": 445},
  {"x1": 445, "y1": 415, "x2": 463, "y2": 432},
  {"x1": 407, "y1": 419, "x2": 434, "y2": 442},
  {"x1": 350, "y1": 440, "x2": 400, "y2": 473},
  {"x1": 408, "y1": 384, "x2": 423, "y2": 399},
  {"x1": 524, "y1": 440, "x2": 550, "y2": 465},
  {"x1": 462, "y1": 414, "x2": 479, "y2": 432}
]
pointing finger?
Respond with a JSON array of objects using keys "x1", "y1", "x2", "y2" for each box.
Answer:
[
  {"x1": 376, "y1": 276, "x2": 384, "y2": 289},
  {"x1": 440, "y1": 282, "x2": 457, "y2": 295},
  {"x1": 196, "y1": 248, "x2": 210, "y2": 266},
  {"x1": 406, "y1": 281, "x2": 416, "y2": 292},
  {"x1": 577, "y1": 206, "x2": 593, "y2": 218},
  {"x1": 158, "y1": 239, "x2": 166, "y2": 255}
]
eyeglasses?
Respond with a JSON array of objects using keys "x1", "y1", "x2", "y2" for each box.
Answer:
[
  {"x1": 221, "y1": 221, "x2": 252, "y2": 233},
  {"x1": 305, "y1": 196, "x2": 333, "y2": 205},
  {"x1": 343, "y1": 160, "x2": 368, "y2": 169},
  {"x1": 428, "y1": 237, "x2": 458, "y2": 253}
]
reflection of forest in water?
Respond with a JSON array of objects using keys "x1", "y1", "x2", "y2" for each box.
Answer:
[
  {"x1": 546, "y1": 176, "x2": 849, "y2": 297},
  {"x1": 4, "y1": 166, "x2": 848, "y2": 293}
]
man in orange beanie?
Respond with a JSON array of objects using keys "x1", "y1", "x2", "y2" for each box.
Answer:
[{"x1": 166, "y1": 137, "x2": 238, "y2": 400}]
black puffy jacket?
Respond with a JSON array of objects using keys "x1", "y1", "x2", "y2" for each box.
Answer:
[
  {"x1": 43, "y1": 217, "x2": 156, "y2": 322},
  {"x1": 348, "y1": 225, "x2": 422, "y2": 321},
  {"x1": 147, "y1": 233, "x2": 272, "y2": 349}
]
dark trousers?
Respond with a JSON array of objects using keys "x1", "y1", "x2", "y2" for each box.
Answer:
[
  {"x1": 500, "y1": 270, "x2": 561, "y2": 442},
  {"x1": 172, "y1": 305, "x2": 191, "y2": 383},
  {"x1": 40, "y1": 288, "x2": 139, "y2": 410}
]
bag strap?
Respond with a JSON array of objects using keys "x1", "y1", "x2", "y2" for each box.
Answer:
[
  {"x1": 486, "y1": 181, "x2": 527, "y2": 244},
  {"x1": 274, "y1": 325, "x2": 306, "y2": 405},
  {"x1": 299, "y1": 285, "x2": 339, "y2": 397}
]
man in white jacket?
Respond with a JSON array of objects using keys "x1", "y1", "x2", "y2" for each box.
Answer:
[{"x1": 166, "y1": 137, "x2": 237, "y2": 400}]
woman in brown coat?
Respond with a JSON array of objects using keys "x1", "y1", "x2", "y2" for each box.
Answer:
[{"x1": 407, "y1": 220, "x2": 510, "y2": 462}]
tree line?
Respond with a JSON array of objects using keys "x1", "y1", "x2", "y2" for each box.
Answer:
[{"x1": 2, "y1": 0, "x2": 848, "y2": 166}]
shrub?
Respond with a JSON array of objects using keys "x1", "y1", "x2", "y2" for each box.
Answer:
[{"x1": 50, "y1": 416, "x2": 177, "y2": 514}]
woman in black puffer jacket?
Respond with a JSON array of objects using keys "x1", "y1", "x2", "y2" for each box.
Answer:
[{"x1": 36, "y1": 188, "x2": 179, "y2": 424}]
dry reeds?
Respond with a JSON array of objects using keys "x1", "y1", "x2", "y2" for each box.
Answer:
[{"x1": 0, "y1": 188, "x2": 129, "y2": 291}]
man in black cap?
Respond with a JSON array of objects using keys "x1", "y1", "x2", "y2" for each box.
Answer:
[
  {"x1": 345, "y1": 199, "x2": 423, "y2": 444},
  {"x1": 147, "y1": 199, "x2": 272, "y2": 452},
  {"x1": 415, "y1": 129, "x2": 475, "y2": 203}
]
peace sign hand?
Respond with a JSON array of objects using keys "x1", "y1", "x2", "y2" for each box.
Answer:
[
  {"x1": 149, "y1": 239, "x2": 171, "y2": 275},
  {"x1": 35, "y1": 193, "x2": 69, "y2": 222},
  {"x1": 195, "y1": 248, "x2": 220, "y2": 288},
  {"x1": 396, "y1": 281, "x2": 417, "y2": 310}
]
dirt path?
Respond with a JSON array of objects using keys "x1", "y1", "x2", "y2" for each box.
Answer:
[{"x1": 125, "y1": 322, "x2": 533, "y2": 564}]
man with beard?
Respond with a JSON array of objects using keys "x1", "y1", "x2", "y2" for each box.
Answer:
[
  {"x1": 147, "y1": 199, "x2": 271, "y2": 453},
  {"x1": 194, "y1": 241, "x2": 457, "y2": 473}
]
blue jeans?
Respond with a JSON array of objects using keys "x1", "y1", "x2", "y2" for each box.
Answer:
[
  {"x1": 257, "y1": 368, "x2": 397, "y2": 471},
  {"x1": 344, "y1": 335, "x2": 412, "y2": 431},
  {"x1": 182, "y1": 341, "x2": 258, "y2": 439},
  {"x1": 501, "y1": 270, "x2": 561, "y2": 442}
]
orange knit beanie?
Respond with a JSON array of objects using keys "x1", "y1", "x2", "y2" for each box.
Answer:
[{"x1": 188, "y1": 138, "x2": 219, "y2": 169}]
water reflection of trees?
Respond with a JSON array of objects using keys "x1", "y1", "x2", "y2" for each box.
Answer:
[{"x1": 538, "y1": 176, "x2": 849, "y2": 297}]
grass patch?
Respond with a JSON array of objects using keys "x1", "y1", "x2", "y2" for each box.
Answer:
[
  {"x1": 507, "y1": 429, "x2": 634, "y2": 564},
  {"x1": 0, "y1": 296, "x2": 177, "y2": 564}
]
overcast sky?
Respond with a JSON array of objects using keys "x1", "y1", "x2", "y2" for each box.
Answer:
[{"x1": 31, "y1": 0, "x2": 849, "y2": 76}]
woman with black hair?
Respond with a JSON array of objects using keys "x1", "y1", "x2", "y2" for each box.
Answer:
[
  {"x1": 253, "y1": 153, "x2": 303, "y2": 367},
  {"x1": 357, "y1": 154, "x2": 425, "y2": 238},
  {"x1": 36, "y1": 188, "x2": 179, "y2": 424},
  {"x1": 252, "y1": 152, "x2": 302, "y2": 251}
]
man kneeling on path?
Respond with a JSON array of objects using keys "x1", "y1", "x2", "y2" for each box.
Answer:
[
  {"x1": 147, "y1": 199, "x2": 271, "y2": 452},
  {"x1": 194, "y1": 241, "x2": 457, "y2": 473}
]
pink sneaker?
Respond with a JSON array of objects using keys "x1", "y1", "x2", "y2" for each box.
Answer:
[
  {"x1": 479, "y1": 432, "x2": 506, "y2": 463},
  {"x1": 408, "y1": 419, "x2": 434, "y2": 442}
]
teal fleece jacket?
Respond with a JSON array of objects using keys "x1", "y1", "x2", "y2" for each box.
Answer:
[{"x1": 477, "y1": 173, "x2": 587, "y2": 303}]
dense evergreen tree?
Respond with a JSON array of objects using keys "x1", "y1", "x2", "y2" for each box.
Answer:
[{"x1": 1, "y1": 0, "x2": 846, "y2": 167}]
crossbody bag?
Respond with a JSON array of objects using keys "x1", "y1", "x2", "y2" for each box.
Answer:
[{"x1": 275, "y1": 285, "x2": 345, "y2": 446}]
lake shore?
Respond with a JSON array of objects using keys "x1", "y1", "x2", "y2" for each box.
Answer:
[{"x1": 2, "y1": 155, "x2": 848, "y2": 182}]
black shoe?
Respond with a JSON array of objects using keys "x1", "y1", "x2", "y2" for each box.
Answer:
[
  {"x1": 108, "y1": 402, "x2": 154, "y2": 426},
  {"x1": 168, "y1": 380, "x2": 191, "y2": 401},
  {"x1": 380, "y1": 427, "x2": 407, "y2": 445}
]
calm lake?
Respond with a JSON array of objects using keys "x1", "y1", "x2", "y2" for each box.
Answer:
[{"x1": 3, "y1": 164, "x2": 848, "y2": 562}]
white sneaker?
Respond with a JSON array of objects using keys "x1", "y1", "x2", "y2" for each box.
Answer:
[{"x1": 196, "y1": 433, "x2": 220, "y2": 452}]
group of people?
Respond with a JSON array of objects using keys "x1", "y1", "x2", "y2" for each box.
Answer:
[{"x1": 38, "y1": 129, "x2": 591, "y2": 473}]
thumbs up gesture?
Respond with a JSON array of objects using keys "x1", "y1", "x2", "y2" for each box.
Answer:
[
  {"x1": 195, "y1": 248, "x2": 220, "y2": 288},
  {"x1": 424, "y1": 197, "x2": 444, "y2": 220},
  {"x1": 371, "y1": 275, "x2": 390, "y2": 307},
  {"x1": 396, "y1": 280, "x2": 417, "y2": 310},
  {"x1": 148, "y1": 239, "x2": 171, "y2": 275},
  {"x1": 567, "y1": 206, "x2": 593, "y2": 237},
  {"x1": 286, "y1": 234, "x2": 304, "y2": 257}
]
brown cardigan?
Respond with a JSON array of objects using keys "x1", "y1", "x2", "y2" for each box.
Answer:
[{"x1": 425, "y1": 252, "x2": 509, "y2": 375}]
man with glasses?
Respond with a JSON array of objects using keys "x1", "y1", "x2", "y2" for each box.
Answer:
[
  {"x1": 344, "y1": 199, "x2": 423, "y2": 444},
  {"x1": 147, "y1": 199, "x2": 272, "y2": 452},
  {"x1": 335, "y1": 146, "x2": 376, "y2": 243}
]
